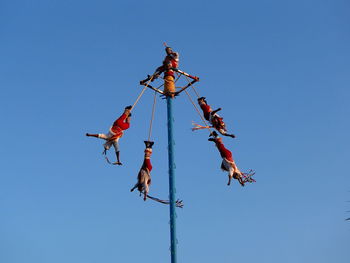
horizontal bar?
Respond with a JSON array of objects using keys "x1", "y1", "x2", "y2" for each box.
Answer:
[
  {"x1": 171, "y1": 68, "x2": 199, "y2": 81},
  {"x1": 174, "y1": 79, "x2": 199, "y2": 95},
  {"x1": 140, "y1": 82, "x2": 165, "y2": 95}
]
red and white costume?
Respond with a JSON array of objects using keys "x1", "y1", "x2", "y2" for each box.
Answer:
[
  {"x1": 140, "y1": 148, "x2": 153, "y2": 174},
  {"x1": 163, "y1": 52, "x2": 179, "y2": 78},
  {"x1": 199, "y1": 103, "x2": 212, "y2": 121},
  {"x1": 131, "y1": 147, "x2": 153, "y2": 200},
  {"x1": 198, "y1": 100, "x2": 229, "y2": 136},
  {"x1": 98, "y1": 113, "x2": 130, "y2": 152},
  {"x1": 214, "y1": 139, "x2": 242, "y2": 181},
  {"x1": 154, "y1": 51, "x2": 179, "y2": 78}
]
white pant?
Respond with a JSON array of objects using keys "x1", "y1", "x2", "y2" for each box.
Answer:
[
  {"x1": 222, "y1": 159, "x2": 235, "y2": 176},
  {"x1": 98, "y1": 132, "x2": 120, "y2": 152},
  {"x1": 222, "y1": 158, "x2": 242, "y2": 178}
]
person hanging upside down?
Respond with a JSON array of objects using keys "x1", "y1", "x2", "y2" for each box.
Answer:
[
  {"x1": 131, "y1": 141, "x2": 154, "y2": 201},
  {"x1": 197, "y1": 97, "x2": 235, "y2": 138},
  {"x1": 208, "y1": 131, "x2": 244, "y2": 186},
  {"x1": 140, "y1": 45, "x2": 179, "y2": 97},
  {"x1": 86, "y1": 106, "x2": 132, "y2": 165}
]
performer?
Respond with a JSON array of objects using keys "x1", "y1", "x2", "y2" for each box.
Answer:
[
  {"x1": 208, "y1": 131, "x2": 244, "y2": 186},
  {"x1": 198, "y1": 97, "x2": 235, "y2": 138},
  {"x1": 86, "y1": 106, "x2": 132, "y2": 165},
  {"x1": 140, "y1": 46, "x2": 179, "y2": 97},
  {"x1": 131, "y1": 141, "x2": 154, "y2": 201}
]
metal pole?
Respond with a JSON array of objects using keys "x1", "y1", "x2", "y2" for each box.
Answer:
[{"x1": 166, "y1": 96, "x2": 177, "y2": 263}]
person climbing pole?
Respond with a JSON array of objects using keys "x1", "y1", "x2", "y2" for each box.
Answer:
[
  {"x1": 140, "y1": 45, "x2": 179, "y2": 97},
  {"x1": 131, "y1": 141, "x2": 154, "y2": 201},
  {"x1": 86, "y1": 105, "x2": 132, "y2": 165},
  {"x1": 197, "y1": 97, "x2": 236, "y2": 138},
  {"x1": 208, "y1": 131, "x2": 244, "y2": 186}
]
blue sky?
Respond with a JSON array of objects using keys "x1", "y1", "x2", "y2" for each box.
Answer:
[{"x1": 1, "y1": 0, "x2": 349, "y2": 262}]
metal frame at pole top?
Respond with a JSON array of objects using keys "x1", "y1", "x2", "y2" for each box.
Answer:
[{"x1": 166, "y1": 96, "x2": 177, "y2": 263}]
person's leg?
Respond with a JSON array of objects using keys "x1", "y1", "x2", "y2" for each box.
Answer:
[
  {"x1": 143, "y1": 175, "x2": 150, "y2": 201},
  {"x1": 220, "y1": 130, "x2": 236, "y2": 138},
  {"x1": 221, "y1": 159, "x2": 233, "y2": 185},
  {"x1": 211, "y1": 108, "x2": 222, "y2": 116},
  {"x1": 227, "y1": 163, "x2": 235, "y2": 186},
  {"x1": 86, "y1": 133, "x2": 99, "y2": 137},
  {"x1": 112, "y1": 139, "x2": 122, "y2": 165},
  {"x1": 212, "y1": 117, "x2": 234, "y2": 138},
  {"x1": 130, "y1": 183, "x2": 138, "y2": 192},
  {"x1": 115, "y1": 151, "x2": 121, "y2": 165},
  {"x1": 143, "y1": 182, "x2": 148, "y2": 201},
  {"x1": 86, "y1": 133, "x2": 111, "y2": 140},
  {"x1": 103, "y1": 139, "x2": 112, "y2": 151},
  {"x1": 87, "y1": 133, "x2": 110, "y2": 138}
]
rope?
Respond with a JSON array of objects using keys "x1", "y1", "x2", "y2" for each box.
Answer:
[
  {"x1": 174, "y1": 72, "x2": 182, "y2": 86},
  {"x1": 185, "y1": 75, "x2": 200, "y2": 98},
  {"x1": 131, "y1": 77, "x2": 154, "y2": 111},
  {"x1": 145, "y1": 72, "x2": 181, "y2": 141},
  {"x1": 148, "y1": 91, "x2": 157, "y2": 141},
  {"x1": 142, "y1": 192, "x2": 184, "y2": 208},
  {"x1": 184, "y1": 89, "x2": 212, "y2": 132},
  {"x1": 182, "y1": 74, "x2": 211, "y2": 128}
]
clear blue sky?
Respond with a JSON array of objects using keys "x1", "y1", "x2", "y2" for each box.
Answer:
[{"x1": 1, "y1": 0, "x2": 349, "y2": 262}]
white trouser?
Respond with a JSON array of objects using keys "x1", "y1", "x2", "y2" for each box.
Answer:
[
  {"x1": 98, "y1": 132, "x2": 120, "y2": 152},
  {"x1": 222, "y1": 158, "x2": 235, "y2": 177}
]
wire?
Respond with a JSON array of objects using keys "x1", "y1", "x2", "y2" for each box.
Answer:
[
  {"x1": 184, "y1": 89, "x2": 212, "y2": 131},
  {"x1": 131, "y1": 77, "x2": 154, "y2": 111},
  {"x1": 148, "y1": 90, "x2": 157, "y2": 141}
]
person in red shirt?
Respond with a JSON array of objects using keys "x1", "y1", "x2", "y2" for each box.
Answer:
[
  {"x1": 140, "y1": 46, "x2": 179, "y2": 97},
  {"x1": 197, "y1": 97, "x2": 235, "y2": 138},
  {"x1": 86, "y1": 106, "x2": 132, "y2": 165},
  {"x1": 208, "y1": 131, "x2": 244, "y2": 186},
  {"x1": 131, "y1": 141, "x2": 154, "y2": 201}
]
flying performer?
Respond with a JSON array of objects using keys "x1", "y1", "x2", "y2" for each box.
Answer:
[
  {"x1": 208, "y1": 131, "x2": 245, "y2": 186},
  {"x1": 140, "y1": 45, "x2": 179, "y2": 97},
  {"x1": 86, "y1": 106, "x2": 132, "y2": 165},
  {"x1": 198, "y1": 97, "x2": 236, "y2": 138},
  {"x1": 131, "y1": 141, "x2": 154, "y2": 201}
]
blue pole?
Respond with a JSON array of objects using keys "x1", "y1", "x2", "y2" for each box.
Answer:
[{"x1": 166, "y1": 96, "x2": 177, "y2": 263}]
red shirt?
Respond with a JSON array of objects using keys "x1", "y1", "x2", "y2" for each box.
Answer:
[
  {"x1": 112, "y1": 113, "x2": 130, "y2": 130},
  {"x1": 109, "y1": 113, "x2": 130, "y2": 139},
  {"x1": 142, "y1": 158, "x2": 152, "y2": 172},
  {"x1": 163, "y1": 53, "x2": 179, "y2": 78},
  {"x1": 215, "y1": 141, "x2": 233, "y2": 162},
  {"x1": 200, "y1": 103, "x2": 212, "y2": 121}
]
